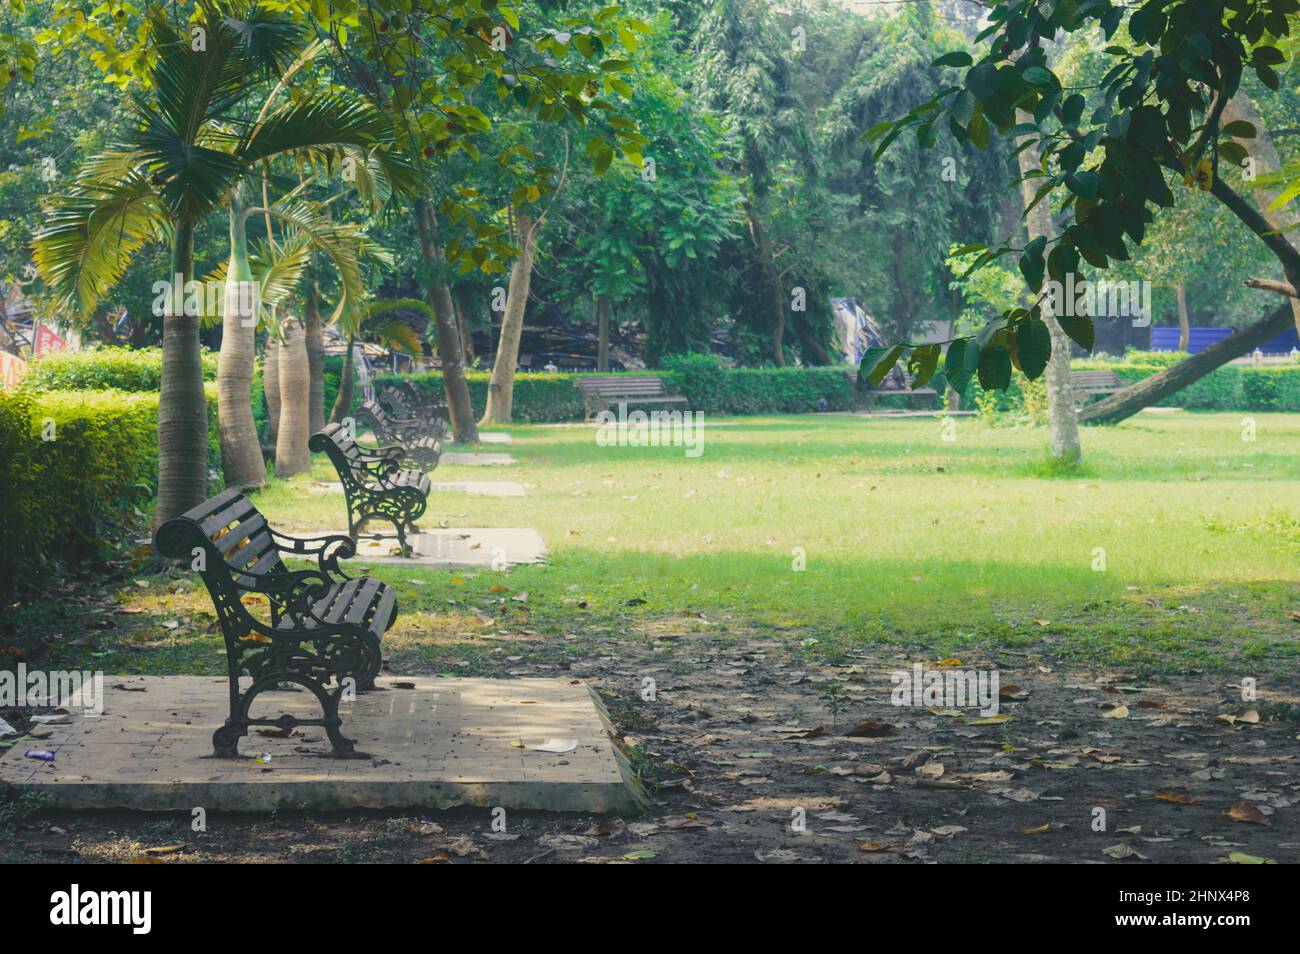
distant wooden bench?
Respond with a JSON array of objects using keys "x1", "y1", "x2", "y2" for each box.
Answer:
[
  {"x1": 844, "y1": 369, "x2": 939, "y2": 408},
  {"x1": 575, "y1": 374, "x2": 688, "y2": 422},
  {"x1": 1070, "y1": 370, "x2": 1124, "y2": 405},
  {"x1": 355, "y1": 399, "x2": 442, "y2": 473},
  {"x1": 154, "y1": 489, "x2": 395, "y2": 759},
  {"x1": 311, "y1": 422, "x2": 430, "y2": 555}
]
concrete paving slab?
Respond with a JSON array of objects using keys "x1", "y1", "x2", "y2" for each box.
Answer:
[
  {"x1": 0, "y1": 676, "x2": 645, "y2": 813},
  {"x1": 441, "y1": 452, "x2": 516, "y2": 466},
  {"x1": 477, "y1": 432, "x2": 513, "y2": 444},
  {"x1": 428, "y1": 480, "x2": 526, "y2": 497},
  {"x1": 308, "y1": 527, "x2": 546, "y2": 567}
]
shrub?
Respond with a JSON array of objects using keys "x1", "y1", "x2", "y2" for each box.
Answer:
[
  {"x1": 20, "y1": 347, "x2": 218, "y2": 393},
  {"x1": 0, "y1": 387, "x2": 221, "y2": 599}
]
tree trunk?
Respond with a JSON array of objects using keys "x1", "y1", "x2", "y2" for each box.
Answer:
[
  {"x1": 330, "y1": 336, "x2": 355, "y2": 424},
  {"x1": 596, "y1": 294, "x2": 611, "y2": 371},
  {"x1": 275, "y1": 317, "x2": 312, "y2": 477},
  {"x1": 481, "y1": 210, "x2": 536, "y2": 425},
  {"x1": 1175, "y1": 283, "x2": 1190, "y2": 352},
  {"x1": 1222, "y1": 92, "x2": 1300, "y2": 336},
  {"x1": 1017, "y1": 110, "x2": 1081, "y2": 464},
  {"x1": 414, "y1": 198, "x2": 479, "y2": 443},
  {"x1": 263, "y1": 333, "x2": 280, "y2": 450},
  {"x1": 454, "y1": 290, "x2": 475, "y2": 364},
  {"x1": 216, "y1": 190, "x2": 267, "y2": 490},
  {"x1": 1081, "y1": 303, "x2": 1294, "y2": 424},
  {"x1": 155, "y1": 218, "x2": 209, "y2": 530},
  {"x1": 745, "y1": 195, "x2": 785, "y2": 367},
  {"x1": 304, "y1": 278, "x2": 326, "y2": 435}
]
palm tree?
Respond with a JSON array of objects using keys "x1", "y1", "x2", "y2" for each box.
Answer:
[{"x1": 33, "y1": 4, "x2": 407, "y2": 524}]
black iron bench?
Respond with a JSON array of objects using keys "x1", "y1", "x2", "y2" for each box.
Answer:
[
  {"x1": 1070, "y1": 369, "x2": 1124, "y2": 405},
  {"x1": 380, "y1": 381, "x2": 451, "y2": 436},
  {"x1": 355, "y1": 399, "x2": 443, "y2": 473},
  {"x1": 154, "y1": 488, "x2": 396, "y2": 759},
  {"x1": 574, "y1": 374, "x2": 688, "y2": 422},
  {"x1": 310, "y1": 422, "x2": 430, "y2": 555}
]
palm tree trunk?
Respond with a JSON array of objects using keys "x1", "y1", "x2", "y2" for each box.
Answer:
[
  {"x1": 216, "y1": 190, "x2": 267, "y2": 490},
  {"x1": 304, "y1": 278, "x2": 326, "y2": 435},
  {"x1": 263, "y1": 333, "x2": 280, "y2": 450},
  {"x1": 481, "y1": 211, "x2": 536, "y2": 425},
  {"x1": 155, "y1": 218, "x2": 209, "y2": 530},
  {"x1": 1017, "y1": 109, "x2": 1080, "y2": 464},
  {"x1": 596, "y1": 294, "x2": 611, "y2": 371},
  {"x1": 414, "y1": 197, "x2": 479, "y2": 442},
  {"x1": 1175, "y1": 283, "x2": 1190, "y2": 352},
  {"x1": 275, "y1": 317, "x2": 312, "y2": 477},
  {"x1": 330, "y1": 336, "x2": 356, "y2": 424}
]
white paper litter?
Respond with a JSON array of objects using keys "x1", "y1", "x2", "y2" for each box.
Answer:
[
  {"x1": 0, "y1": 717, "x2": 18, "y2": 737},
  {"x1": 532, "y1": 738, "x2": 578, "y2": 754}
]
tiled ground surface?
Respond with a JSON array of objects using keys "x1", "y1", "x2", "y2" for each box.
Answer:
[{"x1": 0, "y1": 676, "x2": 640, "y2": 813}]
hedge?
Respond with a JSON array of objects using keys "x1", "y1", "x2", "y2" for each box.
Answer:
[
  {"x1": 372, "y1": 361, "x2": 878, "y2": 422},
  {"x1": 20, "y1": 346, "x2": 218, "y2": 393},
  {"x1": 1071, "y1": 359, "x2": 1300, "y2": 411},
  {"x1": 0, "y1": 387, "x2": 221, "y2": 599}
]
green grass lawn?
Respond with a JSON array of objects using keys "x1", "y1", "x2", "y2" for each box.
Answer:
[
  {"x1": 16, "y1": 410, "x2": 1299, "y2": 678},
  {"x1": 243, "y1": 410, "x2": 1300, "y2": 674}
]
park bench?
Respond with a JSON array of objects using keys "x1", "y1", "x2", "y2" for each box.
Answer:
[
  {"x1": 1070, "y1": 369, "x2": 1124, "y2": 405},
  {"x1": 310, "y1": 422, "x2": 431, "y2": 555},
  {"x1": 154, "y1": 488, "x2": 396, "y2": 759},
  {"x1": 355, "y1": 399, "x2": 443, "y2": 473},
  {"x1": 844, "y1": 368, "x2": 939, "y2": 408},
  {"x1": 380, "y1": 381, "x2": 451, "y2": 437},
  {"x1": 574, "y1": 374, "x2": 689, "y2": 422}
]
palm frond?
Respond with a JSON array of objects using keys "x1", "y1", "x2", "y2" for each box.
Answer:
[
  {"x1": 237, "y1": 93, "x2": 397, "y2": 167},
  {"x1": 32, "y1": 161, "x2": 170, "y2": 315}
]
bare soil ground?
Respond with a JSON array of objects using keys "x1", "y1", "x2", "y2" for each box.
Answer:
[{"x1": 3, "y1": 623, "x2": 1297, "y2": 864}]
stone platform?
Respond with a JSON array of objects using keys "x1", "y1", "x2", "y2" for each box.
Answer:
[
  {"x1": 337, "y1": 527, "x2": 546, "y2": 567},
  {"x1": 0, "y1": 676, "x2": 644, "y2": 813},
  {"x1": 441, "y1": 452, "x2": 516, "y2": 466},
  {"x1": 428, "y1": 480, "x2": 526, "y2": 497}
]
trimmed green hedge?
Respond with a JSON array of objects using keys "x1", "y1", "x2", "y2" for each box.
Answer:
[
  {"x1": 20, "y1": 346, "x2": 218, "y2": 393},
  {"x1": 373, "y1": 360, "x2": 876, "y2": 422},
  {"x1": 370, "y1": 369, "x2": 586, "y2": 422},
  {"x1": 1071, "y1": 359, "x2": 1300, "y2": 411},
  {"x1": 0, "y1": 387, "x2": 221, "y2": 598}
]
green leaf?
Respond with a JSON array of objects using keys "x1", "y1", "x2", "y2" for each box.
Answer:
[
  {"x1": 1015, "y1": 319, "x2": 1052, "y2": 380},
  {"x1": 1221, "y1": 120, "x2": 1256, "y2": 139},
  {"x1": 977, "y1": 344, "x2": 1012, "y2": 391},
  {"x1": 907, "y1": 344, "x2": 942, "y2": 388},
  {"x1": 1022, "y1": 66, "x2": 1054, "y2": 87},
  {"x1": 1057, "y1": 314, "x2": 1095, "y2": 353},
  {"x1": 860, "y1": 345, "x2": 905, "y2": 386},
  {"x1": 932, "y1": 51, "x2": 973, "y2": 68},
  {"x1": 944, "y1": 338, "x2": 979, "y2": 394}
]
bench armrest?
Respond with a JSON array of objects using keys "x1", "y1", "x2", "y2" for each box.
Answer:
[{"x1": 270, "y1": 529, "x2": 356, "y2": 581}]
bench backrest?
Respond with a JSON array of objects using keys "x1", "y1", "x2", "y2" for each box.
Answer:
[
  {"x1": 575, "y1": 375, "x2": 669, "y2": 396},
  {"x1": 310, "y1": 421, "x2": 384, "y2": 477},
  {"x1": 380, "y1": 382, "x2": 451, "y2": 425},
  {"x1": 1070, "y1": 370, "x2": 1121, "y2": 387},
  {"x1": 356, "y1": 400, "x2": 391, "y2": 436},
  {"x1": 154, "y1": 489, "x2": 287, "y2": 639}
]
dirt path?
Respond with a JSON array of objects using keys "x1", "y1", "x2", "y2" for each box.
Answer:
[{"x1": 4, "y1": 628, "x2": 1296, "y2": 864}]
